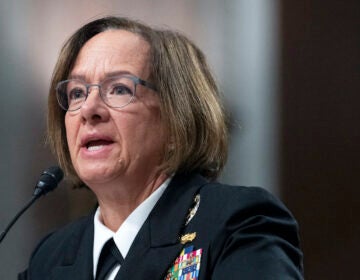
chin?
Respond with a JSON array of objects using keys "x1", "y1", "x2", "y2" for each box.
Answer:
[{"x1": 76, "y1": 165, "x2": 120, "y2": 185}]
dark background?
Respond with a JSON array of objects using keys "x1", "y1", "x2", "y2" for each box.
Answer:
[{"x1": 281, "y1": 1, "x2": 359, "y2": 279}]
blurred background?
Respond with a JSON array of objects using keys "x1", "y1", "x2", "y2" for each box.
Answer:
[{"x1": 0, "y1": 0, "x2": 358, "y2": 279}]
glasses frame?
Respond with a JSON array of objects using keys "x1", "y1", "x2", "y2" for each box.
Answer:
[{"x1": 56, "y1": 74, "x2": 157, "y2": 111}]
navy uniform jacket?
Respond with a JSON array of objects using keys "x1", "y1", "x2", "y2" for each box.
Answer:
[{"x1": 19, "y1": 173, "x2": 303, "y2": 279}]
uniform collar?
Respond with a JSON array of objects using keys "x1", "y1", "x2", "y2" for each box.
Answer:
[{"x1": 92, "y1": 176, "x2": 171, "y2": 277}]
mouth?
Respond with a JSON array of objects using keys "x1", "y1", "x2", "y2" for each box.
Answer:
[
  {"x1": 81, "y1": 134, "x2": 115, "y2": 152},
  {"x1": 86, "y1": 139, "x2": 114, "y2": 151}
]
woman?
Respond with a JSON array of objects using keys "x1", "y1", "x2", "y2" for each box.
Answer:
[{"x1": 20, "y1": 16, "x2": 303, "y2": 279}]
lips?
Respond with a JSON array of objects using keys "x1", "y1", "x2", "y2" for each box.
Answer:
[
  {"x1": 81, "y1": 135, "x2": 114, "y2": 152},
  {"x1": 86, "y1": 139, "x2": 113, "y2": 151}
]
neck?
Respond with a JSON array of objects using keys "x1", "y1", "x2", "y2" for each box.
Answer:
[{"x1": 92, "y1": 172, "x2": 168, "y2": 231}]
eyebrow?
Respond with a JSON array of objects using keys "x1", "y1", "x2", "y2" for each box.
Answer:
[{"x1": 68, "y1": 70, "x2": 134, "y2": 80}]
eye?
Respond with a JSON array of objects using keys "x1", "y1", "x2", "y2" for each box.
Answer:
[
  {"x1": 109, "y1": 84, "x2": 133, "y2": 96},
  {"x1": 68, "y1": 87, "x2": 86, "y2": 100}
]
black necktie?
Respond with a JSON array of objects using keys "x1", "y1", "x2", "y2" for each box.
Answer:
[{"x1": 96, "y1": 238, "x2": 124, "y2": 280}]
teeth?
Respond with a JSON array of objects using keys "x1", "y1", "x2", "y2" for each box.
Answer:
[{"x1": 87, "y1": 145, "x2": 103, "y2": 151}]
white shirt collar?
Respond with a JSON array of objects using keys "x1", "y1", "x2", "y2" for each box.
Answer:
[{"x1": 92, "y1": 177, "x2": 171, "y2": 278}]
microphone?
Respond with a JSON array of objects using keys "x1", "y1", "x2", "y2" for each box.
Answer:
[
  {"x1": 33, "y1": 166, "x2": 64, "y2": 197},
  {"x1": 0, "y1": 166, "x2": 64, "y2": 243}
]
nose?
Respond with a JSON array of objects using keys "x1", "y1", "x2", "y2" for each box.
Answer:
[{"x1": 80, "y1": 85, "x2": 110, "y2": 124}]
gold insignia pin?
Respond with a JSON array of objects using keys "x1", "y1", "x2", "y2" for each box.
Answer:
[{"x1": 180, "y1": 232, "x2": 197, "y2": 244}]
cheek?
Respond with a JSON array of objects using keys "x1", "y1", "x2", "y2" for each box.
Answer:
[
  {"x1": 64, "y1": 115, "x2": 78, "y2": 152},
  {"x1": 141, "y1": 113, "x2": 166, "y2": 150},
  {"x1": 116, "y1": 108, "x2": 164, "y2": 150}
]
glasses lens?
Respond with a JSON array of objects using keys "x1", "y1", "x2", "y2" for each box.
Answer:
[
  {"x1": 101, "y1": 76, "x2": 135, "y2": 108},
  {"x1": 57, "y1": 80, "x2": 87, "y2": 111}
]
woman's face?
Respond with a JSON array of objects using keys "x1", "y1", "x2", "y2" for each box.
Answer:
[{"x1": 65, "y1": 29, "x2": 165, "y2": 188}]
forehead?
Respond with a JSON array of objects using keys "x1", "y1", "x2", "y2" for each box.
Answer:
[{"x1": 70, "y1": 29, "x2": 151, "y2": 80}]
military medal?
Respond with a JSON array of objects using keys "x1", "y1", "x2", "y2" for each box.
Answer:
[
  {"x1": 185, "y1": 194, "x2": 200, "y2": 225},
  {"x1": 180, "y1": 232, "x2": 197, "y2": 244},
  {"x1": 165, "y1": 246, "x2": 203, "y2": 280},
  {"x1": 165, "y1": 194, "x2": 203, "y2": 279}
]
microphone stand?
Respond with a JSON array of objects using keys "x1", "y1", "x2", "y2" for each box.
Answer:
[
  {"x1": 0, "y1": 195, "x2": 39, "y2": 243},
  {"x1": 0, "y1": 166, "x2": 63, "y2": 244}
]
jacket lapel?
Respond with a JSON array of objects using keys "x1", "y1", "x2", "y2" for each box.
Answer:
[
  {"x1": 50, "y1": 216, "x2": 94, "y2": 280},
  {"x1": 48, "y1": 173, "x2": 207, "y2": 280},
  {"x1": 116, "y1": 173, "x2": 208, "y2": 280}
]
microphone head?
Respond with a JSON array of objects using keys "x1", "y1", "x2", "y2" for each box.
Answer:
[{"x1": 33, "y1": 166, "x2": 64, "y2": 197}]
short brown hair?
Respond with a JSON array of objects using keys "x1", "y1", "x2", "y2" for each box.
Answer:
[{"x1": 47, "y1": 16, "x2": 228, "y2": 186}]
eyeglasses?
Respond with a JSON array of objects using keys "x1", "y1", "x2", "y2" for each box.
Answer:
[{"x1": 56, "y1": 74, "x2": 156, "y2": 111}]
